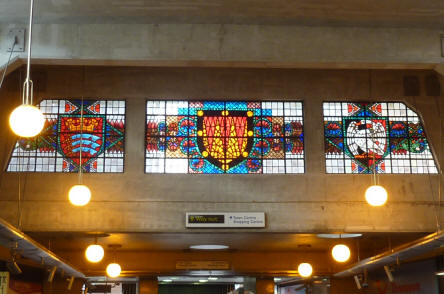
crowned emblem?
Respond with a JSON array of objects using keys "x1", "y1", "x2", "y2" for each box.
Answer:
[
  {"x1": 59, "y1": 114, "x2": 105, "y2": 168},
  {"x1": 196, "y1": 110, "x2": 254, "y2": 171}
]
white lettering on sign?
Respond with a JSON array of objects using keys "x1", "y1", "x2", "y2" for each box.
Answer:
[
  {"x1": 0, "y1": 272, "x2": 9, "y2": 294},
  {"x1": 186, "y1": 212, "x2": 265, "y2": 228}
]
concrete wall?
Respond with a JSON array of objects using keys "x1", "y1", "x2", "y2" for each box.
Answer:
[
  {"x1": 0, "y1": 24, "x2": 443, "y2": 68},
  {"x1": 0, "y1": 66, "x2": 443, "y2": 233}
]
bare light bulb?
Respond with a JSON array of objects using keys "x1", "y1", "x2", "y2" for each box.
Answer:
[
  {"x1": 365, "y1": 185, "x2": 388, "y2": 206},
  {"x1": 106, "y1": 263, "x2": 121, "y2": 278},
  {"x1": 9, "y1": 105, "x2": 44, "y2": 137},
  {"x1": 298, "y1": 263, "x2": 313, "y2": 277},
  {"x1": 85, "y1": 244, "x2": 104, "y2": 263},
  {"x1": 68, "y1": 184, "x2": 91, "y2": 206},
  {"x1": 332, "y1": 244, "x2": 351, "y2": 263}
]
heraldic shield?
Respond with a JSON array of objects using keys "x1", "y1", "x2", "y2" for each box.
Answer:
[
  {"x1": 59, "y1": 114, "x2": 105, "y2": 169},
  {"x1": 196, "y1": 110, "x2": 254, "y2": 171}
]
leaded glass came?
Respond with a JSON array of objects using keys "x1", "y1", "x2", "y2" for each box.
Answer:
[
  {"x1": 7, "y1": 100, "x2": 125, "y2": 173},
  {"x1": 145, "y1": 101, "x2": 304, "y2": 174},
  {"x1": 323, "y1": 102, "x2": 438, "y2": 174}
]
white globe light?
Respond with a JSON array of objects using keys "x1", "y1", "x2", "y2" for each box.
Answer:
[
  {"x1": 106, "y1": 263, "x2": 121, "y2": 278},
  {"x1": 68, "y1": 185, "x2": 91, "y2": 206},
  {"x1": 365, "y1": 185, "x2": 388, "y2": 207},
  {"x1": 9, "y1": 105, "x2": 45, "y2": 137},
  {"x1": 332, "y1": 244, "x2": 351, "y2": 263},
  {"x1": 298, "y1": 263, "x2": 313, "y2": 278},
  {"x1": 85, "y1": 244, "x2": 104, "y2": 263}
]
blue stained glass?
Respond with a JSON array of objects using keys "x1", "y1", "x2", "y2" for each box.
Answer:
[
  {"x1": 7, "y1": 99, "x2": 126, "y2": 173},
  {"x1": 146, "y1": 100, "x2": 304, "y2": 174},
  {"x1": 203, "y1": 101, "x2": 225, "y2": 110}
]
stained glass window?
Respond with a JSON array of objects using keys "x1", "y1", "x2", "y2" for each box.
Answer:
[
  {"x1": 145, "y1": 101, "x2": 304, "y2": 174},
  {"x1": 7, "y1": 99, "x2": 125, "y2": 173},
  {"x1": 323, "y1": 102, "x2": 438, "y2": 174}
]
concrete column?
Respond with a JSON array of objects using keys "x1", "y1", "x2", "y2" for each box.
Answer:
[
  {"x1": 256, "y1": 278, "x2": 274, "y2": 294},
  {"x1": 139, "y1": 278, "x2": 158, "y2": 294}
]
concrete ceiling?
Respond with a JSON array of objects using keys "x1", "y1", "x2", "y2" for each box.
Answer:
[
  {"x1": 1, "y1": 0, "x2": 444, "y2": 27},
  {"x1": 28, "y1": 232, "x2": 426, "y2": 253}
]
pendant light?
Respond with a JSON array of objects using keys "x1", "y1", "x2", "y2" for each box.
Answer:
[
  {"x1": 332, "y1": 244, "x2": 351, "y2": 263},
  {"x1": 85, "y1": 237, "x2": 104, "y2": 263},
  {"x1": 365, "y1": 131, "x2": 388, "y2": 206},
  {"x1": 106, "y1": 244, "x2": 122, "y2": 278},
  {"x1": 106, "y1": 263, "x2": 121, "y2": 278},
  {"x1": 68, "y1": 98, "x2": 91, "y2": 206},
  {"x1": 9, "y1": 0, "x2": 45, "y2": 138},
  {"x1": 365, "y1": 73, "x2": 388, "y2": 207},
  {"x1": 297, "y1": 263, "x2": 313, "y2": 278}
]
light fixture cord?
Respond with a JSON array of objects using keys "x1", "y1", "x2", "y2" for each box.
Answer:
[
  {"x1": 23, "y1": 0, "x2": 34, "y2": 105},
  {"x1": 79, "y1": 98, "x2": 84, "y2": 184},
  {"x1": 368, "y1": 70, "x2": 378, "y2": 185},
  {"x1": 0, "y1": 39, "x2": 17, "y2": 91},
  {"x1": 372, "y1": 135, "x2": 377, "y2": 185},
  {"x1": 17, "y1": 160, "x2": 22, "y2": 229},
  {"x1": 369, "y1": 118, "x2": 378, "y2": 185}
]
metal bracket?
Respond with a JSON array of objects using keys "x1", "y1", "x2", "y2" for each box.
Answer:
[{"x1": 7, "y1": 28, "x2": 25, "y2": 52}]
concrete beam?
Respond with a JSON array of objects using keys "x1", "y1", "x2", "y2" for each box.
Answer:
[
  {"x1": 59, "y1": 250, "x2": 334, "y2": 277},
  {"x1": 0, "y1": 24, "x2": 443, "y2": 69}
]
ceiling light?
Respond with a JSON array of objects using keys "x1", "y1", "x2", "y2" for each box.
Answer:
[
  {"x1": 317, "y1": 234, "x2": 362, "y2": 239},
  {"x1": 332, "y1": 244, "x2": 351, "y2": 263},
  {"x1": 106, "y1": 263, "x2": 122, "y2": 278},
  {"x1": 274, "y1": 278, "x2": 282, "y2": 282},
  {"x1": 189, "y1": 245, "x2": 229, "y2": 250},
  {"x1": 85, "y1": 244, "x2": 104, "y2": 263},
  {"x1": 199, "y1": 280, "x2": 208, "y2": 283},
  {"x1": 436, "y1": 272, "x2": 444, "y2": 276},
  {"x1": 298, "y1": 263, "x2": 313, "y2": 278},
  {"x1": 208, "y1": 277, "x2": 218, "y2": 281},
  {"x1": 9, "y1": 105, "x2": 44, "y2": 137},
  {"x1": 162, "y1": 279, "x2": 173, "y2": 282},
  {"x1": 9, "y1": 0, "x2": 44, "y2": 138},
  {"x1": 365, "y1": 185, "x2": 388, "y2": 207},
  {"x1": 68, "y1": 185, "x2": 91, "y2": 207},
  {"x1": 364, "y1": 128, "x2": 388, "y2": 207}
]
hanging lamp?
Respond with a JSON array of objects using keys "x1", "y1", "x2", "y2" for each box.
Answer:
[
  {"x1": 332, "y1": 244, "x2": 351, "y2": 263},
  {"x1": 297, "y1": 263, "x2": 313, "y2": 278},
  {"x1": 106, "y1": 244, "x2": 122, "y2": 278},
  {"x1": 68, "y1": 97, "x2": 92, "y2": 206},
  {"x1": 85, "y1": 237, "x2": 104, "y2": 263},
  {"x1": 365, "y1": 129, "x2": 388, "y2": 206},
  {"x1": 9, "y1": 0, "x2": 44, "y2": 138}
]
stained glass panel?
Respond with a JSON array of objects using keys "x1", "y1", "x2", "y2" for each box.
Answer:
[
  {"x1": 323, "y1": 102, "x2": 438, "y2": 174},
  {"x1": 145, "y1": 101, "x2": 304, "y2": 174},
  {"x1": 7, "y1": 99, "x2": 125, "y2": 173}
]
